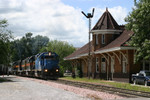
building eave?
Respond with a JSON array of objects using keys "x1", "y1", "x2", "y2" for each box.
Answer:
[
  {"x1": 64, "y1": 53, "x2": 88, "y2": 61},
  {"x1": 64, "y1": 47, "x2": 136, "y2": 61},
  {"x1": 94, "y1": 47, "x2": 136, "y2": 54},
  {"x1": 91, "y1": 29, "x2": 122, "y2": 34}
]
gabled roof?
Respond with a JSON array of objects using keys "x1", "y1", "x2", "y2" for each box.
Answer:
[
  {"x1": 92, "y1": 8, "x2": 120, "y2": 30},
  {"x1": 64, "y1": 41, "x2": 92, "y2": 60},
  {"x1": 64, "y1": 30, "x2": 134, "y2": 60}
]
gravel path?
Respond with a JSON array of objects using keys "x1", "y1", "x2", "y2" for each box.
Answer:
[
  {"x1": 0, "y1": 75, "x2": 89, "y2": 100},
  {"x1": 0, "y1": 75, "x2": 125, "y2": 100}
]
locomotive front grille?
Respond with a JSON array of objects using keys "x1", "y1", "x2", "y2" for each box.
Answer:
[{"x1": 43, "y1": 68, "x2": 59, "y2": 76}]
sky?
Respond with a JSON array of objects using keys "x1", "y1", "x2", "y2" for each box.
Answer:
[{"x1": 0, "y1": 0, "x2": 134, "y2": 47}]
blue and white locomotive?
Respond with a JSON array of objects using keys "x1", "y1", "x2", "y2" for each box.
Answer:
[
  {"x1": 35, "y1": 52, "x2": 59, "y2": 79},
  {"x1": 12, "y1": 51, "x2": 59, "y2": 79}
]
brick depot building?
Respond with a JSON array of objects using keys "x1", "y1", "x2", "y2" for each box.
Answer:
[{"x1": 64, "y1": 8, "x2": 144, "y2": 83}]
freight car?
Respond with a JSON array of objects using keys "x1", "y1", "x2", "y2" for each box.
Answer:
[
  {"x1": 12, "y1": 52, "x2": 59, "y2": 79},
  {"x1": 12, "y1": 60, "x2": 21, "y2": 75}
]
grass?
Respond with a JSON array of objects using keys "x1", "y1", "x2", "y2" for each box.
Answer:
[
  {"x1": 0, "y1": 77, "x2": 10, "y2": 82},
  {"x1": 60, "y1": 76, "x2": 150, "y2": 92},
  {"x1": 0, "y1": 78, "x2": 7, "y2": 82}
]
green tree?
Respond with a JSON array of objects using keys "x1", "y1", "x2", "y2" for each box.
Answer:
[
  {"x1": 32, "y1": 35, "x2": 49, "y2": 55},
  {"x1": 25, "y1": 32, "x2": 33, "y2": 57},
  {"x1": 0, "y1": 19, "x2": 12, "y2": 65},
  {"x1": 125, "y1": 0, "x2": 150, "y2": 62},
  {"x1": 40, "y1": 40, "x2": 75, "y2": 71},
  {"x1": 11, "y1": 33, "x2": 33, "y2": 60},
  {"x1": 11, "y1": 34, "x2": 49, "y2": 61}
]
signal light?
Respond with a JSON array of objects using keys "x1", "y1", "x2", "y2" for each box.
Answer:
[{"x1": 49, "y1": 52, "x2": 51, "y2": 56}]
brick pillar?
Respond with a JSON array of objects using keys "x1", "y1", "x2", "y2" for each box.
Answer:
[{"x1": 128, "y1": 50, "x2": 134, "y2": 83}]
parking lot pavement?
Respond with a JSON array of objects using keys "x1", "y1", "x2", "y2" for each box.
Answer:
[{"x1": 0, "y1": 75, "x2": 89, "y2": 100}]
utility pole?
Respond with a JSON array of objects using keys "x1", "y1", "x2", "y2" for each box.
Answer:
[{"x1": 81, "y1": 8, "x2": 94, "y2": 79}]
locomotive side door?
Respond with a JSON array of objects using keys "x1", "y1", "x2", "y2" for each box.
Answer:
[{"x1": 40, "y1": 56, "x2": 45, "y2": 70}]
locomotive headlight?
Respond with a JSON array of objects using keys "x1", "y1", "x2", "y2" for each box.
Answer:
[
  {"x1": 49, "y1": 52, "x2": 51, "y2": 56},
  {"x1": 56, "y1": 69, "x2": 59, "y2": 72},
  {"x1": 44, "y1": 69, "x2": 48, "y2": 72}
]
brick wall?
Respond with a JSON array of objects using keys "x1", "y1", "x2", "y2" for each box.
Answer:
[
  {"x1": 93, "y1": 34, "x2": 116, "y2": 51},
  {"x1": 88, "y1": 50, "x2": 141, "y2": 82},
  {"x1": 77, "y1": 47, "x2": 141, "y2": 83}
]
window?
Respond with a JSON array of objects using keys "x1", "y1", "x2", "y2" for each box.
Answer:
[
  {"x1": 44, "y1": 56, "x2": 55, "y2": 60},
  {"x1": 139, "y1": 73, "x2": 144, "y2": 77},
  {"x1": 96, "y1": 57, "x2": 99, "y2": 73},
  {"x1": 122, "y1": 55, "x2": 127, "y2": 73},
  {"x1": 102, "y1": 34, "x2": 105, "y2": 44},
  {"x1": 96, "y1": 34, "x2": 98, "y2": 45},
  {"x1": 101, "y1": 57, "x2": 106, "y2": 73}
]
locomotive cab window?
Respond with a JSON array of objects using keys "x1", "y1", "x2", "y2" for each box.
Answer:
[{"x1": 44, "y1": 56, "x2": 55, "y2": 60}]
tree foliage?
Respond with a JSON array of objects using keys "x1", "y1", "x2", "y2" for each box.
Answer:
[
  {"x1": 0, "y1": 19, "x2": 12, "y2": 65},
  {"x1": 11, "y1": 33, "x2": 49, "y2": 61},
  {"x1": 32, "y1": 35, "x2": 49, "y2": 55},
  {"x1": 125, "y1": 0, "x2": 150, "y2": 62},
  {"x1": 40, "y1": 40, "x2": 75, "y2": 71}
]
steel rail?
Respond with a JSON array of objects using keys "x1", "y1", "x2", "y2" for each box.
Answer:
[{"x1": 50, "y1": 79, "x2": 150, "y2": 98}]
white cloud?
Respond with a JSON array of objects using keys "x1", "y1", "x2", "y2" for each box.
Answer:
[
  {"x1": 0, "y1": 0, "x2": 127, "y2": 47},
  {"x1": 0, "y1": 0, "x2": 88, "y2": 47}
]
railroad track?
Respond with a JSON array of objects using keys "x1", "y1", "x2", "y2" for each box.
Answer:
[{"x1": 50, "y1": 79, "x2": 150, "y2": 98}]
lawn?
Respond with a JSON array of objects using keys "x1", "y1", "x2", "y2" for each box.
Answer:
[
  {"x1": 0, "y1": 77, "x2": 10, "y2": 82},
  {"x1": 0, "y1": 78, "x2": 6, "y2": 82},
  {"x1": 60, "y1": 77, "x2": 150, "y2": 92}
]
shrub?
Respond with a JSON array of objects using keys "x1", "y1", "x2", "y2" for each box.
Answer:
[
  {"x1": 59, "y1": 65, "x2": 64, "y2": 77},
  {"x1": 77, "y1": 66, "x2": 83, "y2": 78}
]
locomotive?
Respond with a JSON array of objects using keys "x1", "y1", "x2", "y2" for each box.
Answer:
[{"x1": 12, "y1": 52, "x2": 59, "y2": 79}]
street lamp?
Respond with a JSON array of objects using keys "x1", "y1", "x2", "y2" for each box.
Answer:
[{"x1": 81, "y1": 8, "x2": 94, "y2": 79}]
